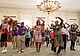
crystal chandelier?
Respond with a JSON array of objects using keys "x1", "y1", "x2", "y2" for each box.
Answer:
[{"x1": 37, "y1": 0, "x2": 61, "y2": 14}]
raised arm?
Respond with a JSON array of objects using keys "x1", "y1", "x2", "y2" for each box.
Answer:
[
  {"x1": 7, "y1": 16, "x2": 12, "y2": 20},
  {"x1": 3, "y1": 16, "x2": 13, "y2": 26},
  {"x1": 40, "y1": 18, "x2": 45, "y2": 22},
  {"x1": 65, "y1": 22, "x2": 70, "y2": 28},
  {"x1": 26, "y1": 25, "x2": 29, "y2": 27},
  {"x1": 48, "y1": 25, "x2": 52, "y2": 29},
  {"x1": 74, "y1": 23, "x2": 78, "y2": 29},
  {"x1": 26, "y1": 25, "x2": 31, "y2": 30},
  {"x1": 33, "y1": 26, "x2": 36, "y2": 30},
  {"x1": 7, "y1": 16, "x2": 13, "y2": 26},
  {"x1": 56, "y1": 17, "x2": 63, "y2": 25},
  {"x1": 51, "y1": 20, "x2": 54, "y2": 22},
  {"x1": 48, "y1": 24, "x2": 55, "y2": 29},
  {"x1": 40, "y1": 18, "x2": 45, "y2": 26},
  {"x1": 0, "y1": 24, "x2": 2, "y2": 30}
]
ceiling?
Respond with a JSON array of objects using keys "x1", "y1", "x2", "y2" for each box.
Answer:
[{"x1": 0, "y1": 0, "x2": 80, "y2": 12}]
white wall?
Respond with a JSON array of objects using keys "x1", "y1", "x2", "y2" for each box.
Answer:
[
  {"x1": 78, "y1": 13, "x2": 80, "y2": 28},
  {"x1": 0, "y1": 7, "x2": 79, "y2": 28}
]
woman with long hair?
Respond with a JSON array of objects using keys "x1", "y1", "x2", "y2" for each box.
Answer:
[
  {"x1": 69, "y1": 24, "x2": 78, "y2": 51},
  {"x1": 61, "y1": 23, "x2": 69, "y2": 51},
  {"x1": 34, "y1": 19, "x2": 43, "y2": 52}
]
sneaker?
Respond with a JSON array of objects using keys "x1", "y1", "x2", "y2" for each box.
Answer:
[
  {"x1": 5, "y1": 47, "x2": 7, "y2": 52},
  {"x1": 26, "y1": 47, "x2": 29, "y2": 49},
  {"x1": 21, "y1": 50, "x2": 24, "y2": 52},
  {"x1": 2, "y1": 50, "x2": 6, "y2": 53},
  {"x1": 70, "y1": 47, "x2": 73, "y2": 51},
  {"x1": 21, "y1": 50, "x2": 24, "y2": 53},
  {"x1": 4, "y1": 49, "x2": 7, "y2": 52},
  {"x1": 18, "y1": 51, "x2": 21, "y2": 54}
]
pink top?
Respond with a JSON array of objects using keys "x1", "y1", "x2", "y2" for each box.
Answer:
[
  {"x1": 35, "y1": 25, "x2": 42, "y2": 31},
  {"x1": 34, "y1": 25, "x2": 42, "y2": 42}
]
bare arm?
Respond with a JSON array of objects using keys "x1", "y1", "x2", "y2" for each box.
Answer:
[
  {"x1": 40, "y1": 18, "x2": 45, "y2": 26},
  {"x1": 40, "y1": 18, "x2": 45, "y2": 22},
  {"x1": 7, "y1": 16, "x2": 12, "y2": 20},
  {"x1": 48, "y1": 25, "x2": 55, "y2": 29},
  {"x1": 65, "y1": 22, "x2": 70, "y2": 28},
  {"x1": 33, "y1": 26, "x2": 36, "y2": 30},
  {"x1": 56, "y1": 17, "x2": 63, "y2": 25},
  {"x1": 59, "y1": 17, "x2": 63, "y2": 25},
  {"x1": 26, "y1": 25, "x2": 29, "y2": 27},
  {"x1": 74, "y1": 23, "x2": 78, "y2": 29}
]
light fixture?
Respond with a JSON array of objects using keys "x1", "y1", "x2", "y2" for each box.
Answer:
[{"x1": 37, "y1": 0, "x2": 61, "y2": 14}]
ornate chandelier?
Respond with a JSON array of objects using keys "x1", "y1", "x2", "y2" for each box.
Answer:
[{"x1": 37, "y1": 0, "x2": 61, "y2": 14}]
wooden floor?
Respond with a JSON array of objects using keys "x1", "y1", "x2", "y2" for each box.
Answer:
[{"x1": 0, "y1": 41, "x2": 80, "y2": 56}]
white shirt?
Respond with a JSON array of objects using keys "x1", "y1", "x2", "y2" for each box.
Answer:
[
  {"x1": 61, "y1": 27, "x2": 67, "y2": 34},
  {"x1": 66, "y1": 28, "x2": 69, "y2": 35}
]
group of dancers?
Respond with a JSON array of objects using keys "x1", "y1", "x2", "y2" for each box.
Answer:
[{"x1": 0, "y1": 16, "x2": 80, "y2": 55}]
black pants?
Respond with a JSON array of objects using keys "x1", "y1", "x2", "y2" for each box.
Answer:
[
  {"x1": 46, "y1": 37, "x2": 49, "y2": 47},
  {"x1": 66, "y1": 35, "x2": 68, "y2": 40},
  {"x1": 54, "y1": 46, "x2": 62, "y2": 54},
  {"x1": 1, "y1": 34, "x2": 7, "y2": 42},
  {"x1": 62, "y1": 34, "x2": 67, "y2": 50},
  {"x1": 70, "y1": 40, "x2": 75, "y2": 50},
  {"x1": 25, "y1": 38, "x2": 30, "y2": 47},
  {"x1": 51, "y1": 39, "x2": 54, "y2": 51}
]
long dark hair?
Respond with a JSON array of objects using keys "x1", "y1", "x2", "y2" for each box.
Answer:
[
  {"x1": 36, "y1": 20, "x2": 41, "y2": 26},
  {"x1": 61, "y1": 23, "x2": 66, "y2": 28},
  {"x1": 71, "y1": 24, "x2": 75, "y2": 29}
]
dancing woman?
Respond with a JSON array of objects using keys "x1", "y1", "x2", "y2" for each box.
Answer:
[
  {"x1": 69, "y1": 24, "x2": 78, "y2": 51},
  {"x1": 53, "y1": 17, "x2": 63, "y2": 55},
  {"x1": 40, "y1": 18, "x2": 45, "y2": 28},
  {"x1": 61, "y1": 22, "x2": 70, "y2": 51},
  {"x1": 34, "y1": 19, "x2": 43, "y2": 52}
]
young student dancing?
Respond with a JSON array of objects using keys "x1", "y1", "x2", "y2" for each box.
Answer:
[{"x1": 0, "y1": 16, "x2": 13, "y2": 53}]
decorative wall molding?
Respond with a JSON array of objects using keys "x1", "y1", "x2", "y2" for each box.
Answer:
[{"x1": 0, "y1": 7, "x2": 79, "y2": 28}]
